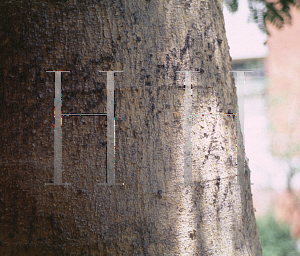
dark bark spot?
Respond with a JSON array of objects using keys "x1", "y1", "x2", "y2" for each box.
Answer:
[
  {"x1": 180, "y1": 32, "x2": 192, "y2": 60},
  {"x1": 132, "y1": 12, "x2": 138, "y2": 24},
  {"x1": 184, "y1": 1, "x2": 192, "y2": 9},
  {"x1": 216, "y1": 177, "x2": 220, "y2": 190},
  {"x1": 46, "y1": 46, "x2": 52, "y2": 53},
  {"x1": 89, "y1": 58, "x2": 102, "y2": 65},
  {"x1": 73, "y1": 53, "x2": 82, "y2": 65},
  {"x1": 150, "y1": 103, "x2": 155, "y2": 113},
  {"x1": 226, "y1": 156, "x2": 233, "y2": 167},
  {"x1": 157, "y1": 190, "x2": 163, "y2": 199},
  {"x1": 189, "y1": 230, "x2": 196, "y2": 240},
  {"x1": 78, "y1": 189, "x2": 86, "y2": 194},
  {"x1": 133, "y1": 131, "x2": 138, "y2": 138}
]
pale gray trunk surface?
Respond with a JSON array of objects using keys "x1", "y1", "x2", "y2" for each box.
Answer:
[{"x1": 0, "y1": 0, "x2": 262, "y2": 255}]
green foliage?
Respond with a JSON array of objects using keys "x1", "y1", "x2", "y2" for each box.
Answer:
[
  {"x1": 224, "y1": 0, "x2": 239, "y2": 13},
  {"x1": 224, "y1": 0, "x2": 300, "y2": 43},
  {"x1": 256, "y1": 210, "x2": 300, "y2": 256}
]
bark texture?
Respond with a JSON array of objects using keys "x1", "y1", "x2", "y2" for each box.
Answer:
[{"x1": 0, "y1": 0, "x2": 262, "y2": 255}]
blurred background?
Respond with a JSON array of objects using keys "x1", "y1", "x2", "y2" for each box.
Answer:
[{"x1": 223, "y1": 0, "x2": 300, "y2": 254}]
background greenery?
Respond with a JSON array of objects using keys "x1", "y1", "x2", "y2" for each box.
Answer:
[
  {"x1": 256, "y1": 210, "x2": 300, "y2": 256},
  {"x1": 224, "y1": 0, "x2": 300, "y2": 43}
]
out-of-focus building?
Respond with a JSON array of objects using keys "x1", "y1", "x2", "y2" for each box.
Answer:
[
  {"x1": 224, "y1": 0, "x2": 300, "y2": 241},
  {"x1": 265, "y1": 5, "x2": 300, "y2": 240}
]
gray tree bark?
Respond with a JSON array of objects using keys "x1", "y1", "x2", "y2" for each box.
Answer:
[{"x1": 0, "y1": 0, "x2": 262, "y2": 255}]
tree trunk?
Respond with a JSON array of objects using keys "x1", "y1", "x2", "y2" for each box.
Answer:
[{"x1": 0, "y1": 0, "x2": 262, "y2": 255}]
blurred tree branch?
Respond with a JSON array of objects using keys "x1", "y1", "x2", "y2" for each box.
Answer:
[{"x1": 224, "y1": 0, "x2": 300, "y2": 44}]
